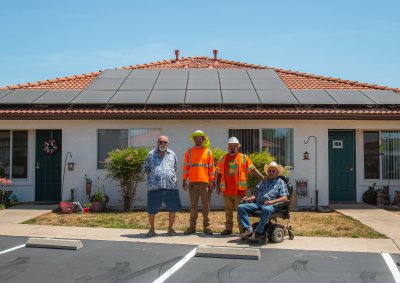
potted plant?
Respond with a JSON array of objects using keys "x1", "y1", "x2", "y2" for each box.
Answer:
[
  {"x1": 90, "y1": 191, "x2": 107, "y2": 212},
  {"x1": 83, "y1": 203, "x2": 92, "y2": 213}
]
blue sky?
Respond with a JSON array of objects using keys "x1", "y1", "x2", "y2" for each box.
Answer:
[{"x1": 1, "y1": 0, "x2": 399, "y2": 88}]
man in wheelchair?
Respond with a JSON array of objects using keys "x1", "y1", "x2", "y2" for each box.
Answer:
[{"x1": 238, "y1": 161, "x2": 289, "y2": 243}]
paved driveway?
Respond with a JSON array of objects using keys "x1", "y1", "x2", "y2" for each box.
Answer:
[{"x1": 0, "y1": 236, "x2": 399, "y2": 283}]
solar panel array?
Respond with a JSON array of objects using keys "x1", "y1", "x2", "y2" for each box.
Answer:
[{"x1": 0, "y1": 69, "x2": 399, "y2": 105}]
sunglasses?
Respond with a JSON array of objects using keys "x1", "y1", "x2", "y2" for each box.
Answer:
[{"x1": 158, "y1": 141, "x2": 168, "y2": 144}]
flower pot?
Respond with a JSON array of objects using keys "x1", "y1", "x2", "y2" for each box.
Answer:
[
  {"x1": 83, "y1": 207, "x2": 90, "y2": 213},
  {"x1": 92, "y1": 201, "x2": 106, "y2": 212},
  {"x1": 60, "y1": 202, "x2": 74, "y2": 214}
]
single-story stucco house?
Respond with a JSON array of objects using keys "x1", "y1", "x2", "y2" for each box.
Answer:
[{"x1": 1, "y1": 50, "x2": 400, "y2": 209}]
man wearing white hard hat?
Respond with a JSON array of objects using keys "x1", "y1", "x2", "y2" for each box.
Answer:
[
  {"x1": 237, "y1": 161, "x2": 289, "y2": 240},
  {"x1": 182, "y1": 130, "x2": 215, "y2": 235},
  {"x1": 215, "y1": 137, "x2": 265, "y2": 236}
]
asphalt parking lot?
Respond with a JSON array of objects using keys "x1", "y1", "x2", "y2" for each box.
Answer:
[{"x1": 0, "y1": 235, "x2": 399, "y2": 283}]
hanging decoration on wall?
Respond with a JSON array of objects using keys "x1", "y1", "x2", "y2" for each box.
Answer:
[{"x1": 42, "y1": 131, "x2": 59, "y2": 155}]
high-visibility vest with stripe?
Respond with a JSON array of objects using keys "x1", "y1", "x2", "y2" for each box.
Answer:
[
  {"x1": 216, "y1": 153, "x2": 255, "y2": 191},
  {"x1": 182, "y1": 147, "x2": 215, "y2": 183}
]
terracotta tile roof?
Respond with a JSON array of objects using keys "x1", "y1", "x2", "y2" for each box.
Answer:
[
  {"x1": 1, "y1": 105, "x2": 400, "y2": 120},
  {"x1": 1, "y1": 56, "x2": 399, "y2": 93}
]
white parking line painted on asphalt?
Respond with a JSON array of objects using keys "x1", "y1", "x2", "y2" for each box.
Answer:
[
  {"x1": 153, "y1": 248, "x2": 196, "y2": 283},
  {"x1": 382, "y1": 253, "x2": 400, "y2": 283},
  {"x1": 0, "y1": 244, "x2": 25, "y2": 255}
]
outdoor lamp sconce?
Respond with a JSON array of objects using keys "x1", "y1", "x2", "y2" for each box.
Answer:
[
  {"x1": 303, "y1": 151, "x2": 310, "y2": 160},
  {"x1": 67, "y1": 162, "x2": 75, "y2": 171}
]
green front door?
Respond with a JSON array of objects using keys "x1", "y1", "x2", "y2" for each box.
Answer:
[
  {"x1": 329, "y1": 130, "x2": 355, "y2": 202},
  {"x1": 35, "y1": 130, "x2": 62, "y2": 202}
]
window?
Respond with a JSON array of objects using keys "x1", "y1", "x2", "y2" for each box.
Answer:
[
  {"x1": 97, "y1": 128, "x2": 162, "y2": 169},
  {"x1": 364, "y1": 131, "x2": 400, "y2": 180},
  {"x1": 228, "y1": 128, "x2": 294, "y2": 167},
  {"x1": 0, "y1": 130, "x2": 28, "y2": 179},
  {"x1": 262, "y1": 128, "x2": 293, "y2": 166}
]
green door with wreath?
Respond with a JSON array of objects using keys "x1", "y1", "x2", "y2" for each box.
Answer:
[{"x1": 35, "y1": 130, "x2": 62, "y2": 202}]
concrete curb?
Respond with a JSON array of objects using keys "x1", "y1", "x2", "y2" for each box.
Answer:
[
  {"x1": 26, "y1": 237, "x2": 83, "y2": 250},
  {"x1": 195, "y1": 245, "x2": 260, "y2": 260}
]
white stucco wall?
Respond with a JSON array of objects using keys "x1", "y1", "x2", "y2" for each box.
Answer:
[{"x1": 2, "y1": 119, "x2": 400, "y2": 208}]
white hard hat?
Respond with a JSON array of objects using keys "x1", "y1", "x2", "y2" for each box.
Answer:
[{"x1": 227, "y1": 137, "x2": 241, "y2": 145}]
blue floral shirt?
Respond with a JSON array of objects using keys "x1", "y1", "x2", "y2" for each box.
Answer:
[
  {"x1": 254, "y1": 178, "x2": 288, "y2": 204},
  {"x1": 144, "y1": 148, "x2": 178, "y2": 191}
]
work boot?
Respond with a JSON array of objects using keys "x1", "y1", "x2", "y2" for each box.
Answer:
[
  {"x1": 254, "y1": 232, "x2": 262, "y2": 241},
  {"x1": 220, "y1": 229, "x2": 232, "y2": 236},
  {"x1": 203, "y1": 228, "x2": 213, "y2": 235},
  {"x1": 184, "y1": 227, "x2": 196, "y2": 234}
]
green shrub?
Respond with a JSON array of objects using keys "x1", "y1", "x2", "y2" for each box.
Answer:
[{"x1": 105, "y1": 147, "x2": 149, "y2": 211}]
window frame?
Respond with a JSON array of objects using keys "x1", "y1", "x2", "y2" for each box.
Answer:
[
  {"x1": 362, "y1": 130, "x2": 400, "y2": 182},
  {"x1": 96, "y1": 128, "x2": 162, "y2": 170}
]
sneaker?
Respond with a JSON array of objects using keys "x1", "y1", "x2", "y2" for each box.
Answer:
[
  {"x1": 239, "y1": 229, "x2": 253, "y2": 238},
  {"x1": 167, "y1": 229, "x2": 177, "y2": 236},
  {"x1": 184, "y1": 227, "x2": 196, "y2": 234},
  {"x1": 220, "y1": 229, "x2": 232, "y2": 236},
  {"x1": 146, "y1": 230, "x2": 157, "y2": 237},
  {"x1": 203, "y1": 228, "x2": 213, "y2": 235}
]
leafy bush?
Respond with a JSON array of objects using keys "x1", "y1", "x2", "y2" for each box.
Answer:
[
  {"x1": 105, "y1": 147, "x2": 149, "y2": 211},
  {"x1": 210, "y1": 147, "x2": 226, "y2": 165},
  {"x1": 90, "y1": 191, "x2": 106, "y2": 202},
  {"x1": 247, "y1": 151, "x2": 275, "y2": 191}
]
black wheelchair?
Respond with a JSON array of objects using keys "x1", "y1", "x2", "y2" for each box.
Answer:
[{"x1": 245, "y1": 176, "x2": 295, "y2": 245}]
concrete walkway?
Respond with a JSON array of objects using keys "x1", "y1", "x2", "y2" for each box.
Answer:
[
  {"x1": 329, "y1": 203, "x2": 400, "y2": 250},
  {"x1": 0, "y1": 203, "x2": 399, "y2": 253}
]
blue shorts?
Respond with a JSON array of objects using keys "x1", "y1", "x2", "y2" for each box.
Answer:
[{"x1": 147, "y1": 189, "x2": 182, "y2": 214}]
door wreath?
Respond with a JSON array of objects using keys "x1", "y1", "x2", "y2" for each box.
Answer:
[{"x1": 43, "y1": 139, "x2": 59, "y2": 154}]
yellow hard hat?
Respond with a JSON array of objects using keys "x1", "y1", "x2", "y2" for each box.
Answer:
[{"x1": 189, "y1": 130, "x2": 210, "y2": 148}]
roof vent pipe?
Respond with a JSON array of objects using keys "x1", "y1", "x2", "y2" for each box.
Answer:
[
  {"x1": 213, "y1": 50, "x2": 218, "y2": 60},
  {"x1": 175, "y1": 50, "x2": 180, "y2": 61}
]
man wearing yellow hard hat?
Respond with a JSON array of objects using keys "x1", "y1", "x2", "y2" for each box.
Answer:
[{"x1": 182, "y1": 130, "x2": 215, "y2": 235}]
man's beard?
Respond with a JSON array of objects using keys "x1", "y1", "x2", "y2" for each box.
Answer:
[{"x1": 158, "y1": 145, "x2": 167, "y2": 152}]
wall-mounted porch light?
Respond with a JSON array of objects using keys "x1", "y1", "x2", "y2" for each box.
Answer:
[{"x1": 67, "y1": 162, "x2": 75, "y2": 171}]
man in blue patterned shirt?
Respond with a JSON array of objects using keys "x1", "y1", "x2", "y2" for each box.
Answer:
[
  {"x1": 238, "y1": 161, "x2": 289, "y2": 239},
  {"x1": 143, "y1": 135, "x2": 182, "y2": 237}
]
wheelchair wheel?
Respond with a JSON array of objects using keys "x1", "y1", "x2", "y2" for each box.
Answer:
[
  {"x1": 288, "y1": 226, "x2": 295, "y2": 240},
  {"x1": 271, "y1": 227, "x2": 285, "y2": 243},
  {"x1": 258, "y1": 235, "x2": 268, "y2": 245}
]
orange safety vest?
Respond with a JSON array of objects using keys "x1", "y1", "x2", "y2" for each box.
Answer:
[
  {"x1": 216, "y1": 153, "x2": 255, "y2": 191},
  {"x1": 182, "y1": 147, "x2": 215, "y2": 183}
]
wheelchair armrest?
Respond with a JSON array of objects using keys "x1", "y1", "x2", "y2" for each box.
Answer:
[{"x1": 273, "y1": 201, "x2": 289, "y2": 209}]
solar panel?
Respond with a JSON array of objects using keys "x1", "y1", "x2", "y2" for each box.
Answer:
[
  {"x1": 251, "y1": 78, "x2": 288, "y2": 90},
  {"x1": 218, "y1": 69, "x2": 248, "y2": 78},
  {"x1": 147, "y1": 90, "x2": 186, "y2": 104},
  {"x1": 33, "y1": 90, "x2": 81, "y2": 104},
  {"x1": 70, "y1": 90, "x2": 116, "y2": 104},
  {"x1": 153, "y1": 78, "x2": 187, "y2": 90},
  {"x1": 292, "y1": 90, "x2": 337, "y2": 104},
  {"x1": 257, "y1": 89, "x2": 299, "y2": 104},
  {"x1": 247, "y1": 69, "x2": 279, "y2": 79},
  {"x1": 360, "y1": 90, "x2": 400, "y2": 104},
  {"x1": 86, "y1": 79, "x2": 125, "y2": 90},
  {"x1": 128, "y1": 70, "x2": 160, "y2": 78},
  {"x1": 119, "y1": 78, "x2": 156, "y2": 90},
  {"x1": 0, "y1": 90, "x2": 13, "y2": 99},
  {"x1": 220, "y1": 78, "x2": 253, "y2": 90},
  {"x1": 325, "y1": 90, "x2": 375, "y2": 104},
  {"x1": 188, "y1": 69, "x2": 218, "y2": 78},
  {"x1": 222, "y1": 90, "x2": 260, "y2": 104},
  {"x1": 158, "y1": 70, "x2": 188, "y2": 78},
  {"x1": 97, "y1": 69, "x2": 132, "y2": 79},
  {"x1": 109, "y1": 90, "x2": 151, "y2": 104},
  {"x1": 0, "y1": 90, "x2": 47, "y2": 104},
  {"x1": 187, "y1": 78, "x2": 220, "y2": 90},
  {"x1": 185, "y1": 90, "x2": 222, "y2": 104}
]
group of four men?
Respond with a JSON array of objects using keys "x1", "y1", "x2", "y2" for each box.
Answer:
[{"x1": 143, "y1": 130, "x2": 289, "y2": 239}]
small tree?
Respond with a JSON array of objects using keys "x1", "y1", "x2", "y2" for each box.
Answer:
[
  {"x1": 105, "y1": 147, "x2": 149, "y2": 211},
  {"x1": 247, "y1": 151, "x2": 275, "y2": 192},
  {"x1": 210, "y1": 147, "x2": 226, "y2": 165}
]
